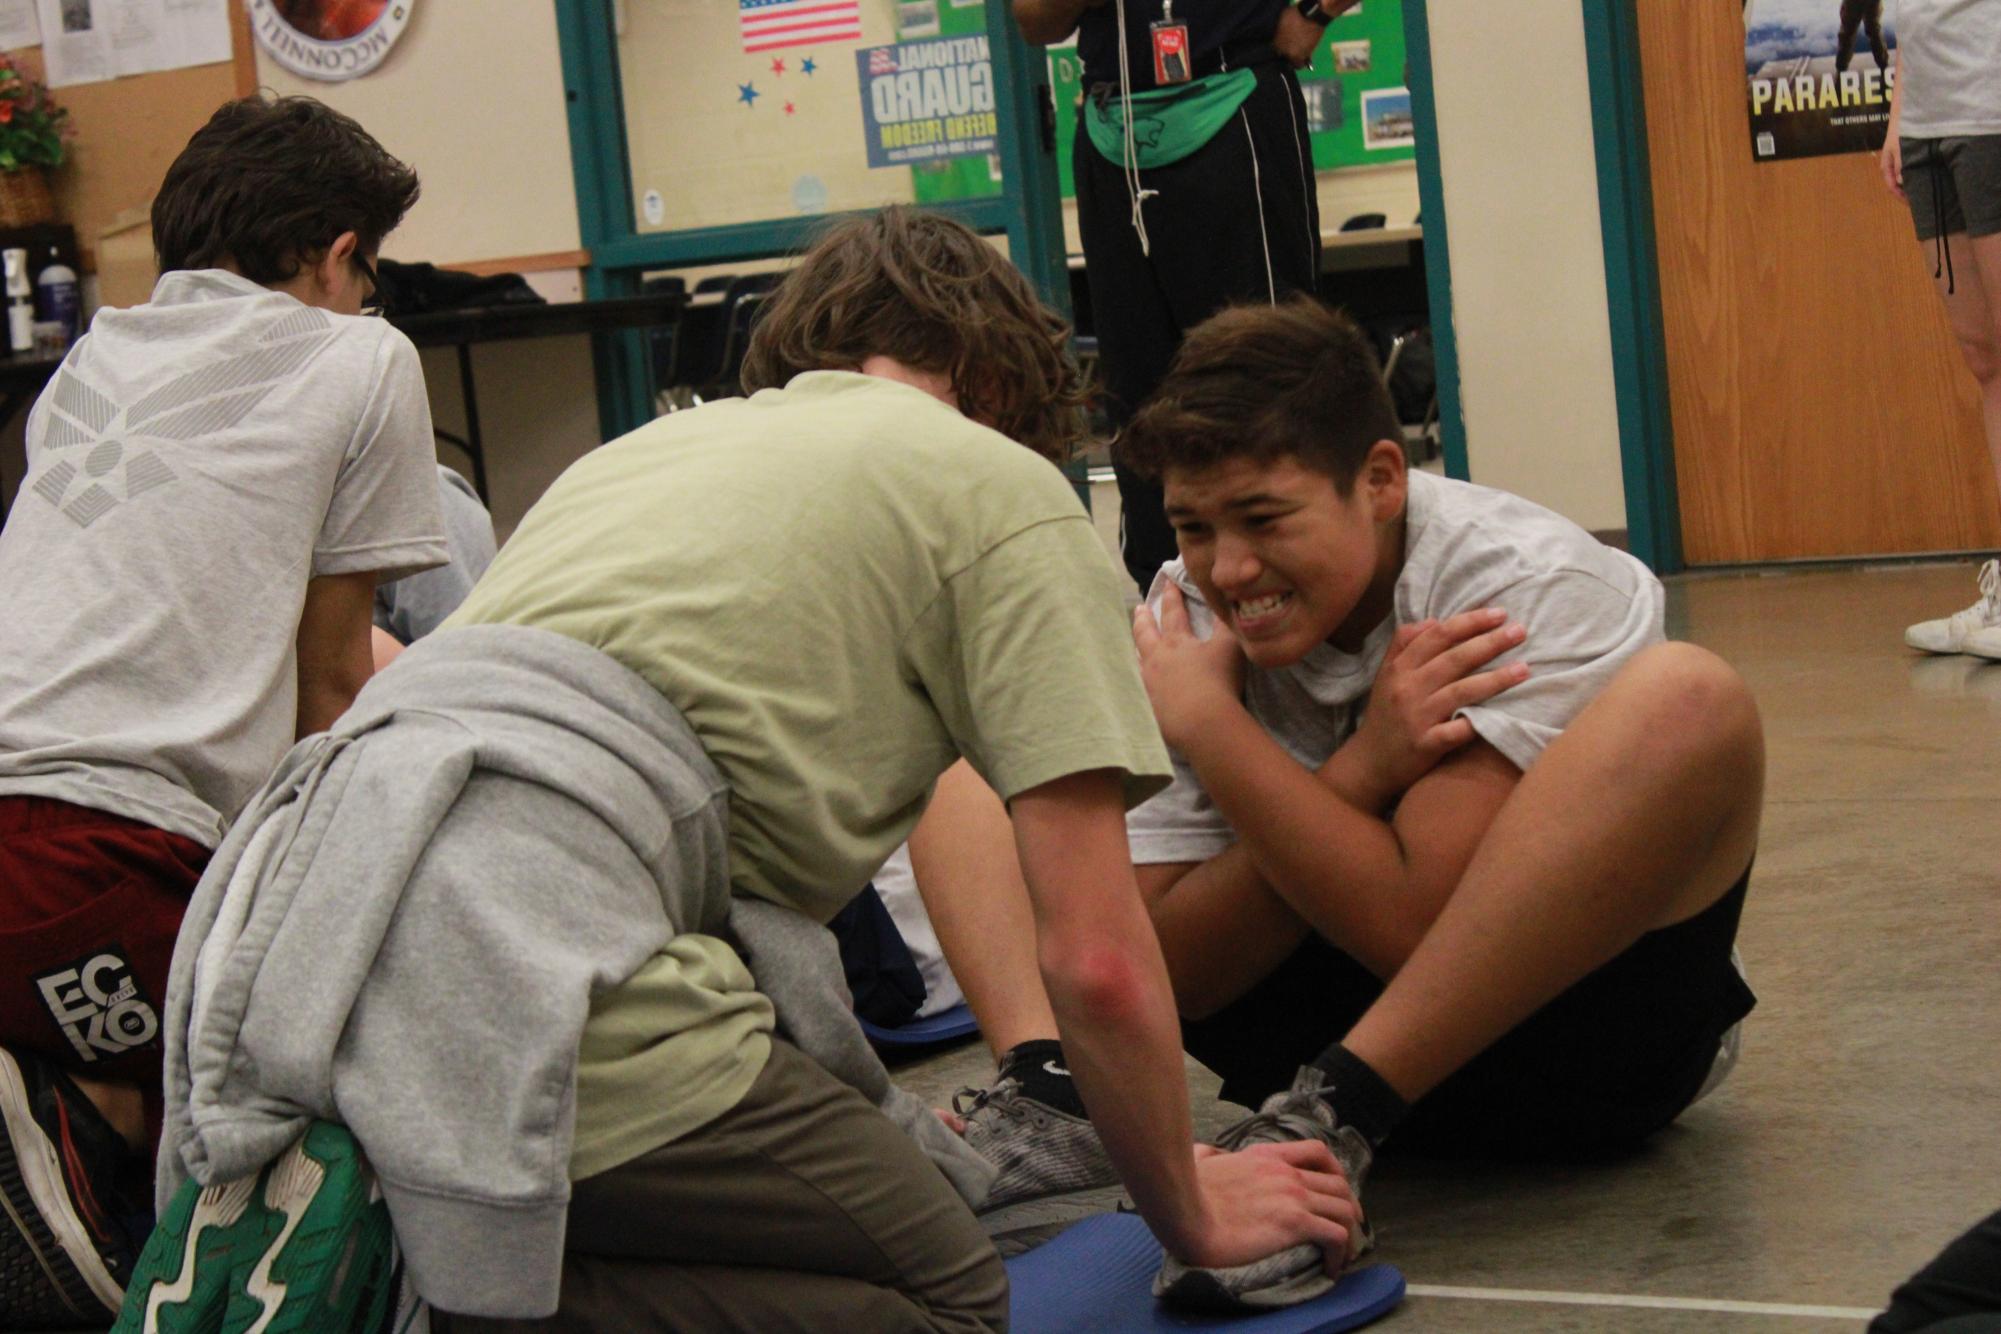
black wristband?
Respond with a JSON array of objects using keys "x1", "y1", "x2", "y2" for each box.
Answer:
[{"x1": 1295, "y1": 0, "x2": 1333, "y2": 25}]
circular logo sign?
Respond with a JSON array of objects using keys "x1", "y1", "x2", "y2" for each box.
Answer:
[{"x1": 251, "y1": 0, "x2": 414, "y2": 82}]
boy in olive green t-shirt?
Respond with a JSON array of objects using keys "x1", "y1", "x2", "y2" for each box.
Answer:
[{"x1": 148, "y1": 207, "x2": 1368, "y2": 1332}]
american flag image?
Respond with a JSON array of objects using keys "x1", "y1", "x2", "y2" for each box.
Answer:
[{"x1": 740, "y1": 0, "x2": 862, "y2": 54}]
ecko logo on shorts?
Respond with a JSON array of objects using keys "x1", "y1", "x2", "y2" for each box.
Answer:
[{"x1": 34, "y1": 949, "x2": 160, "y2": 1062}]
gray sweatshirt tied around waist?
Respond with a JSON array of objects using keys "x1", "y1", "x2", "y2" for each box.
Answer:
[{"x1": 159, "y1": 624, "x2": 732, "y2": 1318}]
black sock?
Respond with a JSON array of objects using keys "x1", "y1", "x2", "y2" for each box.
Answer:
[
  {"x1": 999, "y1": 1039, "x2": 1087, "y2": 1118},
  {"x1": 1309, "y1": 1043, "x2": 1409, "y2": 1148}
]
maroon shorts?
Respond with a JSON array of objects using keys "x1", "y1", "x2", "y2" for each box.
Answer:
[{"x1": 0, "y1": 795, "x2": 208, "y2": 1092}]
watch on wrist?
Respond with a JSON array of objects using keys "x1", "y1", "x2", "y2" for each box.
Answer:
[{"x1": 1295, "y1": 0, "x2": 1333, "y2": 26}]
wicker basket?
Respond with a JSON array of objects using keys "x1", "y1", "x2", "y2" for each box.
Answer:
[{"x1": 0, "y1": 168, "x2": 53, "y2": 229}]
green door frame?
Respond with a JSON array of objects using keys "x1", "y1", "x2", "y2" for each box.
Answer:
[
  {"x1": 1580, "y1": 0, "x2": 1682, "y2": 573},
  {"x1": 1401, "y1": 0, "x2": 1469, "y2": 483},
  {"x1": 553, "y1": 0, "x2": 1069, "y2": 444}
]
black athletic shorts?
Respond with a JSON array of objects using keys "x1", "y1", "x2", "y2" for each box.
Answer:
[
  {"x1": 1182, "y1": 864, "x2": 1757, "y2": 1160},
  {"x1": 1903, "y1": 135, "x2": 2001, "y2": 243}
]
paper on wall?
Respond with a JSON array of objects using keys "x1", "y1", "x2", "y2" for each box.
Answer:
[
  {"x1": 36, "y1": 0, "x2": 113, "y2": 85},
  {"x1": 110, "y1": 0, "x2": 167, "y2": 77},
  {"x1": 37, "y1": 0, "x2": 227, "y2": 85},
  {"x1": 0, "y1": 0, "x2": 42, "y2": 48},
  {"x1": 161, "y1": 0, "x2": 228, "y2": 66}
]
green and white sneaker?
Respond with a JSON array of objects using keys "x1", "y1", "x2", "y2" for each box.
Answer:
[
  {"x1": 115, "y1": 1120, "x2": 396, "y2": 1334},
  {"x1": 1905, "y1": 558, "x2": 2001, "y2": 654}
]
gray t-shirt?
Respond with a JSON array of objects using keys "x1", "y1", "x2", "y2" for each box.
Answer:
[
  {"x1": 374, "y1": 465, "x2": 496, "y2": 644},
  {"x1": 0, "y1": 269, "x2": 448, "y2": 847},
  {"x1": 1127, "y1": 469, "x2": 1665, "y2": 866},
  {"x1": 1898, "y1": 0, "x2": 2001, "y2": 138}
]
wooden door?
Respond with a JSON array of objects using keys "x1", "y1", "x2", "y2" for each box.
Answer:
[{"x1": 1636, "y1": 0, "x2": 1999, "y2": 563}]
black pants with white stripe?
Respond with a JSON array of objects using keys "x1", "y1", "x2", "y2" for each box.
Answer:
[{"x1": 1075, "y1": 58, "x2": 1321, "y2": 591}]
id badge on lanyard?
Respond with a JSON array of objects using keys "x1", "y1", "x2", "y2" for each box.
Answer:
[{"x1": 1151, "y1": 0, "x2": 1191, "y2": 84}]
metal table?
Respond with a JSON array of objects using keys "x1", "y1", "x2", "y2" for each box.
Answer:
[{"x1": 390, "y1": 293, "x2": 686, "y2": 501}]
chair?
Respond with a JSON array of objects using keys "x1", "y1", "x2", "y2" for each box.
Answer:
[
  {"x1": 642, "y1": 276, "x2": 688, "y2": 416},
  {"x1": 1381, "y1": 328, "x2": 1440, "y2": 465},
  {"x1": 657, "y1": 275, "x2": 737, "y2": 412},
  {"x1": 702, "y1": 273, "x2": 782, "y2": 401}
]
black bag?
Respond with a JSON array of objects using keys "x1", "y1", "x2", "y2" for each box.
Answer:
[{"x1": 374, "y1": 259, "x2": 545, "y2": 316}]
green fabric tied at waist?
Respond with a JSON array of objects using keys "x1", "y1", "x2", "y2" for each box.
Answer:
[{"x1": 1084, "y1": 66, "x2": 1257, "y2": 170}]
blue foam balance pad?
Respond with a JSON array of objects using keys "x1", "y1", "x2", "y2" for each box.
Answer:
[
  {"x1": 858, "y1": 1001, "x2": 980, "y2": 1048},
  {"x1": 1005, "y1": 1213, "x2": 1404, "y2": 1333}
]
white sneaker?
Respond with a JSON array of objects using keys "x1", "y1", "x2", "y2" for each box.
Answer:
[
  {"x1": 1905, "y1": 559, "x2": 2001, "y2": 653},
  {"x1": 1964, "y1": 622, "x2": 2001, "y2": 661}
]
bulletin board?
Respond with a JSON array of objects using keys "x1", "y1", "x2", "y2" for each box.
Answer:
[
  {"x1": 948, "y1": 0, "x2": 1413, "y2": 205},
  {"x1": 1295, "y1": 0, "x2": 1413, "y2": 171},
  {"x1": 8, "y1": 3, "x2": 252, "y2": 269}
]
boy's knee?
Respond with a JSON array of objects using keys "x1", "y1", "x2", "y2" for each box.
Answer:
[
  {"x1": 1622, "y1": 643, "x2": 1763, "y2": 764},
  {"x1": 1962, "y1": 335, "x2": 2001, "y2": 388}
]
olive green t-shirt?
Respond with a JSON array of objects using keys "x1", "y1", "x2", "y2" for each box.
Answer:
[{"x1": 450, "y1": 371, "x2": 1171, "y2": 1177}]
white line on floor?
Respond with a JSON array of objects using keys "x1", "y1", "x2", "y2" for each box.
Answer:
[{"x1": 1404, "y1": 1283, "x2": 1878, "y2": 1321}]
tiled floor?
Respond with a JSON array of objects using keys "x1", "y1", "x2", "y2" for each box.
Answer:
[{"x1": 898, "y1": 559, "x2": 2001, "y2": 1332}]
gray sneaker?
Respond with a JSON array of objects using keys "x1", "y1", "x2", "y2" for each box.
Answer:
[
  {"x1": 954, "y1": 1077, "x2": 1124, "y2": 1255},
  {"x1": 1154, "y1": 1066, "x2": 1375, "y2": 1312}
]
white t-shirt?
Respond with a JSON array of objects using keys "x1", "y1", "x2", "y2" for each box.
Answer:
[
  {"x1": 1897, "y1": 0, "x2": 2001, "y2": 138},
  {"x1": 868, "y1": 842, "x2": 967, "y2": 1019},
  {"x1": 0, "y1": 269, "x2": 447, "y2": 847},
  {"x1": 1127, "y1": 470, "x2": 1665, "y2": 866},
  {"x1": 373, "y1": 464, "x2": 496, "y2": 645}
]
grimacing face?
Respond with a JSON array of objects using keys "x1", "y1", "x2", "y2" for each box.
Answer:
[{"x1": 1163, "y1": 446, "x2": 1405, "y2": 666}]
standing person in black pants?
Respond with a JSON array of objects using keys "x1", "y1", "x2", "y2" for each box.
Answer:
[{"x1": 1015, "y1": 0, "x2": 1355, "y2": 590}]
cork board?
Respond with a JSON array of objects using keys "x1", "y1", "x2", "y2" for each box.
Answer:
[{"x1": 10, "y1": 2, "x2": 254, "y2": 272}]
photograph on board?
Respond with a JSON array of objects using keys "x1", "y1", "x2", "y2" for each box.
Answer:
[{"x1": 1361, "y1": 86, "x2": 1413, "y2": 150}]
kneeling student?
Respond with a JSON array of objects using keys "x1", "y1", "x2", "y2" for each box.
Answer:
[
  {"x1": 0, "y1": 94, "x2": 442, "y2": 1326},
  {"x1": 139, "y1": 210, "x2": 1361, "y2": 1332},
  {"x1": 927, "y1": 295, "x2": 1762, "y2": 1307}
]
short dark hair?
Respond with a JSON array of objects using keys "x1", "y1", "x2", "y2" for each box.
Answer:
[
  {"x1": 152, "y1": 94, "x2": 420, "y2": 283},
  {"x1": 741, "y1": 206, "x2": 1087, "y2": 462},
  {"x1": 1118, "y1": 297, "x2": 1403, "y2": 493}
]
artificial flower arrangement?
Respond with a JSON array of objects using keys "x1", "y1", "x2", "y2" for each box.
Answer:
[{"x1": 0, "y1": 54, "x2": 69, "y2": 174}]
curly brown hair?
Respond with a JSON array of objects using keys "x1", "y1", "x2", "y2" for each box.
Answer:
[
  {"x1": 741, "y1": 206, "x2": 1087, "y2": 462},
  {"x1": 153, "y1": 94, "x2": 419, "y2": 283},
  {"x1": 1118, "y1": 296, "x2": 1402, "y2": 493}
]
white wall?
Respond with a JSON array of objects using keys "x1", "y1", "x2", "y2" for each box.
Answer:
[
  {"x1": 253, "y1": 4, "x2": 597, "y2": 536},
  {"x1": 1424, "y1": 2, "x2": 1628, "y2": 532},
  {"x1": 254, "y1": 3, "x2": 581, "y2": 266},
  {"x1": 228, "y1": 3, "x2": 1493, "y2": 543}
]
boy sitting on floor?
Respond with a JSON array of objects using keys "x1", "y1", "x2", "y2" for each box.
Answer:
[
  {"x1": 0, "y1": 94, "x2": 442, "y2": 1326},
  {"x1": 923, "y1": 295, "x2": 1763, "y2": 1306}
]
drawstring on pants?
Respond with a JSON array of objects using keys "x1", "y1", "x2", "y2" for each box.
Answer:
[
  {"x1": 1931, "y1": 157, "x2": 1955, "y2": 295},
  {"x1": 1113, "y1": 0, "x2": 1159, "y2": 255}
]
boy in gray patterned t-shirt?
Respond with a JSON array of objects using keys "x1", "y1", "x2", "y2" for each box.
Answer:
[{"x1": 0, "y1": 95, "x2": 444, "y2": 1323}]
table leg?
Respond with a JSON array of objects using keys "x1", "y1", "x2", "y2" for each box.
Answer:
[
  {"x1": 456, "y1": 342, "x2": 489, "y2": 503},
  {"x1": 0, "y1": 389, "x2": 31, "y2": 531}
]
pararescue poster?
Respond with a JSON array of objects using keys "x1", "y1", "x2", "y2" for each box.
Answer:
[
  {"x1": 856, "y1": 35, "x2": 997, "y2": 169},
  {"x1": 1744, "y1": 0, "x2": 1899, "y2": 163}
]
